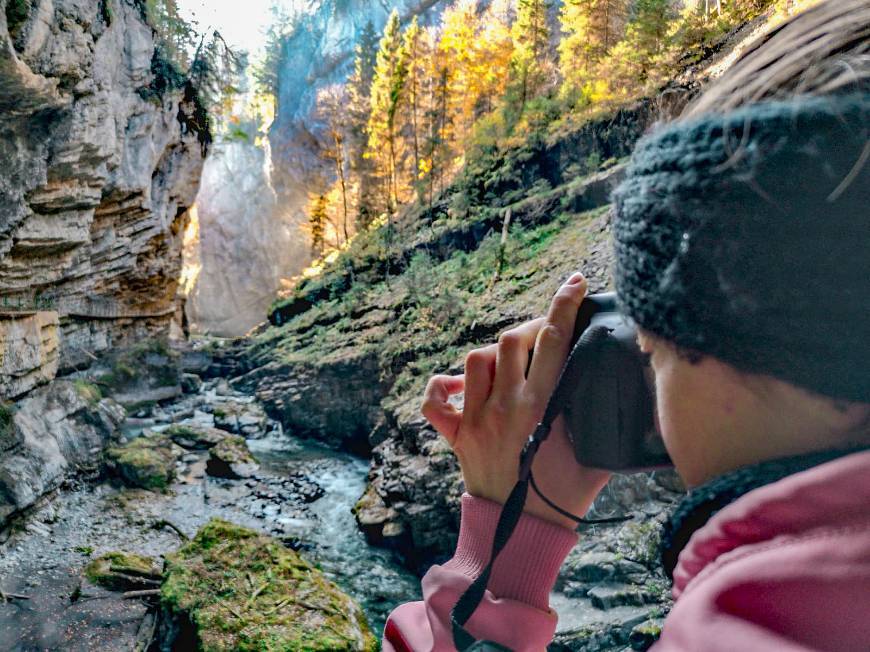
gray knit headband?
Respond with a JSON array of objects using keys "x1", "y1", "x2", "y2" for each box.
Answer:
[{"x1": 613, "y1": 92, "x2": 870, "y2": 403}]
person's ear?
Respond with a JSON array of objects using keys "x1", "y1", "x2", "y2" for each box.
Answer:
[{"x1": 636, "y1": 329, "x2": 654, "y2": 355}]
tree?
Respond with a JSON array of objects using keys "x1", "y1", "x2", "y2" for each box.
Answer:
[
  {"x1": 366, "y1": 10, "x2": 409, "y2": 216},
  {"x1": 254, "y1": 3, "x2": 296, "y2": 98},
  {"x1": 347, "y1": 20, "x2": 380, "y2": 229},
  {"x1": 309, "y1": 195, "x2": 328, "y2": 255},
  {"x1": 558, "y1": 0, "x2": 630, "y2": 104},
  {"x1": 508, "y1": 0, "x2": 552, "y2": 114},
  {"x1": 316, "y1": 85, "x2": 352, "y2": 243},
  {"x1": 400, "y1": 17, "x2": 425, "y2": 199},
  {"x1": 600, "y1": 0, "x2": 678, "y2": 96}
]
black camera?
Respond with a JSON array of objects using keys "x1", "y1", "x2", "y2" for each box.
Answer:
[{"x1": 553, "y1": 292, "x2": 671, "y2": 472}]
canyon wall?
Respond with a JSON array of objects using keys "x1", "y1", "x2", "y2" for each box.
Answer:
[
  {"x1": 0, "y1": 0, "x2": 206, "y2": 524},
  {"x1": 0, "y1": 0, "x2": 206, "y2": 384}
]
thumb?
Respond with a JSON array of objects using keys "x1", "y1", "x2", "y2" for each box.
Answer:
[{"x1": 421, "y1": 374, "x2": 465, "y2": 446}]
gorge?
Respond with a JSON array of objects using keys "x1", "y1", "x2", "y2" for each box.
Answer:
[{"x1": 0, "y1": 0, "x2": 804, "y2": 650}]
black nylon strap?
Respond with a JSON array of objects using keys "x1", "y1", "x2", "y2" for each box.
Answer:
[{"x1": 450, "y1": 327, "x2": 612, "y2": 649}]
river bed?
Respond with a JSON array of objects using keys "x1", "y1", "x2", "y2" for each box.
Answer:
[{"x1": 0, "y1": 379, "x2": 420, "y2": 650}]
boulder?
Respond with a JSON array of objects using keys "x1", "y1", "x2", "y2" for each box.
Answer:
[
  {"x1": 212, "y1": 400, "x2": 268, "y2": 438},
  {"x1": 94, "y1": 339, "x2": 183, "y2": 410},
  {"x1": 206, "y1": 436, "x2": 258, "y2": 479},
  {"x1": 105, "y1": 433, "x2": 182, "y2": 491},
  {"x1": 180, "y1": 373, "x2": 203, "y2": 394},
  {"x1": 165, "y1": 424, "x2": 228, "y2": 450},
  {"x1": 158, "y1": 519, "x2": 377, "y2": 651}
]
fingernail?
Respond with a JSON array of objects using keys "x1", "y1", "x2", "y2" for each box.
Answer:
[{"x1": 566, "y1": 273, "x2": 585, "y2": 285}]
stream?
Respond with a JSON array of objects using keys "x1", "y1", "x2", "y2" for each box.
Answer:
[{"x1": 0, "y1": 376, "x2": 420, "y2": 650}]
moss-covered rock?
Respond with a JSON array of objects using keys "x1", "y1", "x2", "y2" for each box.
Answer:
[
  {"x1": 160, "y1": 519, "x2": 377, "y2": 652},
  {"x1": 165, "y1": 423, "x2": 228, "y2": 450},
  {"x1": 85, "y1": 552, "x2": 162, "y2": 591},
  {"x1": 105, "y1": 433, "x2": 181, "y2": 491},
  {"x1": 205, "y1": 435, "x2": 258, "y2": 479}
]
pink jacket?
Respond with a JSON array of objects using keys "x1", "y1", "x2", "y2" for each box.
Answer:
[{"x1": 383, "y1": 450, "x2": 870, "y2": 651}]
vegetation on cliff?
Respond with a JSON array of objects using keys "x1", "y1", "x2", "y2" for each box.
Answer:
[{"x1": 263, "y1": 0, "x2": 810, "y2": 256}]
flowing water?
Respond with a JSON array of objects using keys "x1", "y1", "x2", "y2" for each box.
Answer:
[{"x1": 0, "y1": 378, "x2": 420, "y2": 649}]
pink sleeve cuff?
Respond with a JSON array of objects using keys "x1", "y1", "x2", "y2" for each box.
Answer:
[{"x1": 441, "y1": 493, "x2": 579, "y2": 611}]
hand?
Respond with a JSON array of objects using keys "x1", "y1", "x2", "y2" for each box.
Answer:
[{"x1": 422, "y1": 272, "x2": 611, "y2": 529}]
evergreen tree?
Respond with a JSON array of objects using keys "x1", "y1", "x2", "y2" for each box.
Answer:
[
  {"x1": 366, "y1": 10, "x2": 409, "y2": 216},
  {"x1": 600, "y1": 0, "x2": 678, "y2": 95},
  {"x1": 400, "y1": 17, "x2": 425, "y2": 199},
  {"x1": 508, "y1": 0, "x2": 552, "y2": 114},
  {"x1": 347, "y1": 20, "x2": 380, "y2": 229},
  {"x1": 558, "y1": 0, "x2": 630, "y2": 104}
]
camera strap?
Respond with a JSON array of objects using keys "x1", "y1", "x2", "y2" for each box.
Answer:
[{"x1": 451, "y1": 326, "x2": 625, "y2": 650}]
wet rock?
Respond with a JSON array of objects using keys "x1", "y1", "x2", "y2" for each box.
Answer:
[
  {"x1": 629, "y1": 618, "x2": 665, "y2": 650},
  {"x1": 158, "y1": 519, "x2": 377, "y2": 651},
  {"x1": 105, "y1": 433, "x2": 182, "y2": 491},
  {"x1": 84, "y1": 552, "x2": 161, "y2": 591},
  {"x1": 164, "y1": 424, "x2": 228, "y2": 450},
  {"x1": 206, "y1": 436, "x2": 258, "y2": 479},
  {"x1": 180, "y1": 373, "x2": 203, "y2": 394},
  {"x1": 587, "y1": 584, "x2": 658, "y2": 610},
  {"x1": 93, "y1": 340, "x2": 183, "y2": 410},
  {"x1": 212, "y1": 400, "x2": 268, "y2": 438},
  {"x1": 0, "y1": 380, "x2": 124, "y2": 526}
]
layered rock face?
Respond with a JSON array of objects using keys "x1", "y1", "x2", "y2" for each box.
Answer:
[
  {"x1": 0, "y1": 0, "x2": 206, "y2": 374},
  {"x1": 0, "y1": 311, "x2": 58, "y2": 398},
  {"x1": 185, "y1": 141, "x2": 305, "y2": 337}
]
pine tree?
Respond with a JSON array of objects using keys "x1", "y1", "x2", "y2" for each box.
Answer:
[
  {"x1": 366, "y1": 10, "x2": 409, "y2": 216},
  {"x1": 400, "y1": 17, "x2": 425, "y2": 199},
  {"x1": 508, "y1": 0, "x2": 552, "y2": 114},
  {"x1": 347, "y1": 20, "x2": 379, "y2": 229},
  {"x1": 558, "y1": 0, "x2": 630, "y2": 104}
]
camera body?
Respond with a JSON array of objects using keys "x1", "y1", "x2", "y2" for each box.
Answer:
[{"x1": 560, "y1": 293, "x2": 671, "y2": 472}]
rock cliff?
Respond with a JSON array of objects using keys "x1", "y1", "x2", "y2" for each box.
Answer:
[
  {"x1": 0, "y1": 0, "x2": 206, "y2": 377},
  {"x1": 184, "y1": 140, "x2": 305, "y2": 337},
  {"x1": 0, "y1": 0, "x2": 207, "y2": 525}
]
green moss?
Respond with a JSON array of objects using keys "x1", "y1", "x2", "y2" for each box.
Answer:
[
  {"x1": 105, "y1": 434, "x2": 179, "y2": 491},
  {"x1": 165, "y1": 424, "x2": 226, "y2": 449},
  {"x1": 162, "y1": 519, "x2": 377, "y2": 652},
  {"x1": 6, "y1": 0, "x2": 31, "y2": 39},
  {"x1": 74, "y1": 380, "x2": 103, "y2": 406},
  {"x1": 85, "y1": 551, "x2": 160, "y2": 590},
  {"x1": 0, "y1": 402, "x2": 15, "y2": 441}
]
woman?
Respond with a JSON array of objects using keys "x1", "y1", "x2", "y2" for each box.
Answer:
[{"x1": 382, "y1": 1, "x2": 870, "y2": 650}]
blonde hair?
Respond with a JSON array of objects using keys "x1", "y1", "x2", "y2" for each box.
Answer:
[{"x1": 683, "y1": 0, "x2": 870, "y2": 119}]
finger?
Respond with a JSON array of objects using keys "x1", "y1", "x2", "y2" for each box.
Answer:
[
  {"x1": 526, "y1": 273, "x2": 588, "y2": 401},
  {"x1": 462, "y1": 344, "x2": 497, "y2": 421},
  {"x1": 421, "y1": 374, "x2": 466, "y2": 445},
  {"x1": 491, "y1": 317, "x2": 545, "y2": 400}
]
